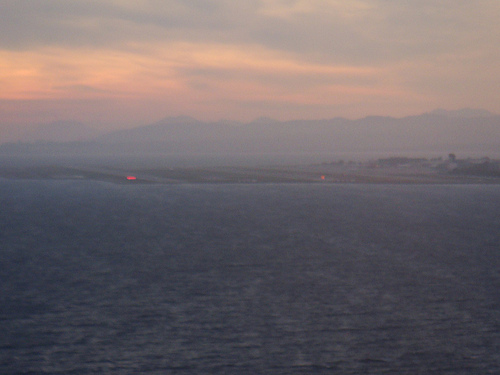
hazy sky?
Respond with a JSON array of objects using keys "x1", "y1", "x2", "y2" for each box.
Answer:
[{"x1": 1, "y1": 0, "x2": 499, "y2": 130}]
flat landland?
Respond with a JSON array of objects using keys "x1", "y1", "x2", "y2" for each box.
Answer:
[{"x1": 1, "y1": 157, "x2": 499, "y2": 184}]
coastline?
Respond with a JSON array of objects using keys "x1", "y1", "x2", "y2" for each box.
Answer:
[{"x1": 1, "y1": 164, "x2": 499, "y2": 185}]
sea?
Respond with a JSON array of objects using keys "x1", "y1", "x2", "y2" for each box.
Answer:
[{"x1": 0, "y1": 180, "x2": 499, "y2": 374}]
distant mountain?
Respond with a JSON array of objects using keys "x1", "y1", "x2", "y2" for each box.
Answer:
[
  {"x1": 97, "y1": 116, "x2": 210, "y2": 144},
  {"x1": 428, "y1": 108, "x2": 496, "y2": 118},
  {"x1": 2, "y1": 109, "x2": 500, "y2": 160},
  {"x1": 87, "y1": 110, "x2": 500, "y2": 157},
  {"x1": 250, "y1": 117, "x2": 279, "y2": 125},
  {"x1": 22, "y1": 121, "x2": 101, "y2": 142}
]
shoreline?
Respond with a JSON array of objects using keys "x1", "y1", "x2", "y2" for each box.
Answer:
[{"x1": 1, "y1": 164, "x2": 499, "y2": 185}]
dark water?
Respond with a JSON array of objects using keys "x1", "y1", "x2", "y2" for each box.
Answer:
[{"x1": 1, "y1": 181, "x2": 499, "y2": 374}]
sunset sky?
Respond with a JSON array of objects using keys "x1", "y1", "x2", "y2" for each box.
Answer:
[{"x1": 1, "y1": 0, "x2": 499, "y2": 132}]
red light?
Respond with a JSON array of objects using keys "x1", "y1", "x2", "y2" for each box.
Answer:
[
  {"x1": 321, "y1": 175, "x2": 325, "y2": 180},
  {"x1": 126, "y1": 176, "x2": 137, "y2": 180}
]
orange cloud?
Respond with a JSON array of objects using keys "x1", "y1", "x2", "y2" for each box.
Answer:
[
  {"x1": 0, "y1": 41, "x2": 442, "y2": 123},
  {"x1": 0, "y1": 42, "x2": 381, "y2": 99}
]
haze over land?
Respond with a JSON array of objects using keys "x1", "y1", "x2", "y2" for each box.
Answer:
[{"x1": 1, "y1": 109, "x2": 499, "y2": 166}]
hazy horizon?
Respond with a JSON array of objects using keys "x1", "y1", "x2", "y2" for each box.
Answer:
[
  {"x1": 2, "y1": 108, "x2": 500, "y2": 165},
  {"x1": 1, "y1": 1, "x2": 499, "y2": 138},
  {"x1": 1, "y1": 107, "x2": 499, "y2": 144}
]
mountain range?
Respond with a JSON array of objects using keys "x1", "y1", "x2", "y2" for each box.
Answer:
[{"x1": 1, "y1": 109, "x2": 499, "y2": 161}]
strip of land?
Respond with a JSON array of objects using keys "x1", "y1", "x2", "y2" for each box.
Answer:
[{"x1": 1, "y1": 157, "x2": 499, "y2": 184}]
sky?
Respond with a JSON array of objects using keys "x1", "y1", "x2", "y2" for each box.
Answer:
[{"x1": 0, "y1": 0, "x2": 499, "y2": 133}]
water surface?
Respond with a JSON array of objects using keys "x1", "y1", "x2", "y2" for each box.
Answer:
[{"x1": 1, "y1": 181, "x2": 499, "y2": 374}]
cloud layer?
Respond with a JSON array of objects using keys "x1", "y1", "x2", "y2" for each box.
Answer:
[{"x1": 0, "y1": 0, "x2": 499, "y2": 128}]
